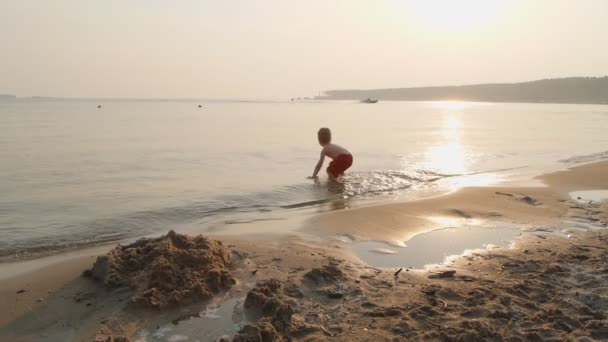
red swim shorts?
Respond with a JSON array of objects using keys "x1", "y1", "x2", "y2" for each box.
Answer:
[{"x1": 327, "y1": 154, "x2": 353, "y2": 177}]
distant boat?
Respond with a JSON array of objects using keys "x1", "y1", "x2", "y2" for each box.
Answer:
[
  {"x1": 97, "y1": 105, "x2": 102, "y2": 108},
  {"x1": 198, "y1": 105, "x2": 202, "y2": 108},
  {"x1": 360, "y1": 98, "x2": 379, "y2": 104}
]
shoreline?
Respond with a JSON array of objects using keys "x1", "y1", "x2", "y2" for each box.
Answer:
[
  {"x1": 0, "y1": 157, "x2": 592, "y2": 266},
  {"x1": 1, "y1": 160, "x2": 607, "y2": 340}
]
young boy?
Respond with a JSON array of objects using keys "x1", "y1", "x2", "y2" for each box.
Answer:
[{"x1": 309, "y1": 127, "x2": 353, "y2": 182}]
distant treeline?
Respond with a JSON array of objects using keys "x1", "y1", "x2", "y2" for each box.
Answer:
[
  {"x1": 318, "y1": 77, "x2": 608, "y2": 104},
  {"x1": 0, "y1": 94, "x2": 17, "y2": 101}
]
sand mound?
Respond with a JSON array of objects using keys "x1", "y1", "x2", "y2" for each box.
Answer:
[
  {"x1": 231, "y1": 279, "x2": 299, "y2": 341},
  {"x1": 231, "y1": 321, "x2": 286, "y2": 342},
  {"x1": 303, "y1": 263, "x2": 345, "y2": 284},
  {"x1": 86, "y1": 230, "x2": 235, "y2": 308}
]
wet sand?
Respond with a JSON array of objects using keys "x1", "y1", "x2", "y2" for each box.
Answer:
[
  {"x1": 308, "y1": 161, "x2": 608, "y2": 245},
  {"x1": 1, "y1": 161, "x2": 607, "y2": 341}
]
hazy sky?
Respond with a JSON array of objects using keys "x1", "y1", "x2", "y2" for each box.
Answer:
[{"x1": 1, "y1": 0, "x2": 607, "y2": 99}]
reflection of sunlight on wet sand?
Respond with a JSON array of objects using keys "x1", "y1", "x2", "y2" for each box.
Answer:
[
  {"x1": 426, "y1": 216, "x2": 467, "y2": 227},
  {"x1": 454, "y1": 173, "x2": 501, "y2": 187}
]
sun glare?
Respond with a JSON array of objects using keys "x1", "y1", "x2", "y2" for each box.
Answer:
[
  {"x1": 431, "y1": 101, "x2": 475, "y2": 111},
  {"x1": 406, "y1": 0, "x2": 507, "y2": 31}
]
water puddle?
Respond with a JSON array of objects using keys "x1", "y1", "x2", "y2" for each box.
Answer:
[
  {"x1": 570, "y1": 190, "x2": 608, "y2": 204},
  {"x1": 135, "y1": 297, "x2": 245, "y2": 342},
  {"x1": 351, "y1": 223, "x2": 521, "y2": 269}
]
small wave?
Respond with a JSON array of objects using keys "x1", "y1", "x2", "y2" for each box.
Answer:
[
  {"x1": 339, "y1": 169, "x2": 444, "y2": 197},
  {"x1": 281, "y1": 199, "x2": 331, "y2": 209},
  {"x1": 0, "y1": 200, "x2": 273, "y2": 260},
  {"x1": 559, "y1": 150, "x2": 608, "y2": 164}
]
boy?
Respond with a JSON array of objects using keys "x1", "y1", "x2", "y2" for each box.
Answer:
[{"x1": 309, "y1": 127, "x2": 353, "y2": 182}]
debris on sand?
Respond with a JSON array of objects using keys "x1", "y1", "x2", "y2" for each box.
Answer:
[
  {"x1": 85, "y1": 230, "x2": 235, "y2": 308},
  {"x1": 428, "y1": 270, "x2": 456, "y2": 279},
  {"x1": 495, "y1": 191, "x2": 514, "y2": 197},
  {"x1": 521, "y1": 195, "x2": 541, "y2": 205}
]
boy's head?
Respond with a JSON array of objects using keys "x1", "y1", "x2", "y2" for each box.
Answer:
[{"x1": 317, "y1": 127, "x2": 331, "y2": 146}]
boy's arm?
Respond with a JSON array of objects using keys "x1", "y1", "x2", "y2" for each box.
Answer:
[{"x1": 311, "y1": 150, "x2": 325, "y2": 178}]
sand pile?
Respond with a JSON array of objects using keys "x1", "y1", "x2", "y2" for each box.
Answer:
[
  {"x1": 85, "y1": 230, "x2": 235, "y2": 308},
  {"x1": 230, "y1": 279, "x2": 294, "y2": 342}
]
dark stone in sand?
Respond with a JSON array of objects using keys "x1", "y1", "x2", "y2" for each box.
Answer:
[
  {"x1": 521, "y1": 195, "x2": 540, "y2": 205},
  {"x1": 327, "y1": 290, "x2": 344, "y2": 299}
]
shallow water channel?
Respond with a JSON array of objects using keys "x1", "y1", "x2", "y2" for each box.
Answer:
[{"x1": 351, "y1": 223, "x2": 522, "y2": 269}]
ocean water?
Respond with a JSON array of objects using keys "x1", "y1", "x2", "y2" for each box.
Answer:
[{"x1": 1, "y1": 100, "x2": 607, "y2": 259}]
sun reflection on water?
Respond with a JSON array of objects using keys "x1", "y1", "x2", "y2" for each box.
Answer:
[
  {"x1": 424, "y1": 105, "x2": 468, "y2": 175},
  {"x1": 425, "y1": 141, "x2": 467, "y2": 175},
  {"x1": 430, "y1": 101, "x2": 478, "y2": 111},
  {"x1": 397, "y1": 101, "x2": 502, "y2": 189}
]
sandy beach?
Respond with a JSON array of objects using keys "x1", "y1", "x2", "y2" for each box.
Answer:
[{"x1": 1, "y1": 161, "x2": 607, "y2": 341}]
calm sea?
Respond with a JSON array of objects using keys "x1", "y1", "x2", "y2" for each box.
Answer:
[{"x1": 1, "y1": 100, "x2": 607, "y2": 259}]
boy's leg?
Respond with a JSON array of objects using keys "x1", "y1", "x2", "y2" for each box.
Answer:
[
  {"x1": 326, "y1": 160, "x2": 338, "y2": 180},
  {"x1": 327, "y1": 172, "x2": 338, "y2": 182}
]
